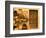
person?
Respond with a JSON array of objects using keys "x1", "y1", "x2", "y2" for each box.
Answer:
[
  {"x1": 13, "y1": 11, "x2": 19, "y2": 16},
  {"x1": 22, "y1": 24, "x2": 27, "y2": 30}
]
